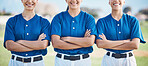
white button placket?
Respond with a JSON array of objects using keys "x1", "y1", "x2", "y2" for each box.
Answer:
[{"x1": 72, "y1": 20, "x2": 75, "y2": 30}]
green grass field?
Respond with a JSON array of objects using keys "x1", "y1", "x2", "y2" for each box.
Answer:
[{"x1": 0, "y1": 21, "x2": 148, "y2": 66}]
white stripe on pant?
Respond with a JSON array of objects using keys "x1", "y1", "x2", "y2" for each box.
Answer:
[
  {"x1": 55, "y1": 54, "x2": 91, "y2": 66},
  {"x1": 101, "y1": 51, "x2": 137, "y2": 66},
  {"x1": 8, "y1": 54, "x2": 45, "y2": 66}
]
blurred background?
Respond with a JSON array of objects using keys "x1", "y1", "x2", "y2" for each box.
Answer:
[{"x1": 0, "y1": 0, "x2": 148, "y2": 66}]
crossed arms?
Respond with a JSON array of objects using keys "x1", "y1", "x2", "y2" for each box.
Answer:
[
  {"x1": 96, "y1": 33, "x2": 140, "y2": 50},
  {"x1": 5, "y1": 33, "x2": 49, "y2": 52},
  {"x1": 51, "y1": 30, "x2": 95, "y2": 50}
]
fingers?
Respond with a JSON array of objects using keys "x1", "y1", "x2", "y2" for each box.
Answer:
[
  {"x1": 86, "y1": 32, "x2": 91, "y2": 36},
  {"x1": 102, "y1": 33, "x2": 105, "y2": 36},
  {"x1": 99, "y1": 33, "x2": 107, "y2": 40},
  {"x1": 85, "y1": 29, "x2": 91, "y2": 37},
  {"x1": 38, "y1": 33, "x2": 47, "y2": 41},
  {"x1": 99, "y1": 35, "x2": 103, "y2": 38}
]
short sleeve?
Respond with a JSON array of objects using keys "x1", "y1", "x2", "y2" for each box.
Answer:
[
  {"x1": 51, "y1": 14, "x2": 61, "y2": 36},
  {"x1": 85, "y1": 14, "x2": 97, "y2": 36},
  {"x1": 4, "y1": 18, "x2": 16, "y2": 48},
  {"x1": 130, "y1": 17, "x2": 146, "y2": 43},
  {"x1": 40, "y1": 18, "x2": 51, "y2": 46},
  {"x1": 96, "y1": 19, "x2": 104, "y2": 40}
]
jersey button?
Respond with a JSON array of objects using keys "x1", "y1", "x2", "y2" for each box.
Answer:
[
  {"x1": 26, "y1": 25, "x2": 28, "y2": 27},
  {"x1": 117, "y1": 24, "x2": 119, "y2": 26},
  {"x1": 119, "y1": 32, "x2": 121, "y2": 34},
  {"x1": 27, "y1": 33, "x2": 29, "y2": 35},
  {"x1": 73, "y1": 27, "x2": 75, "y2": 29}
]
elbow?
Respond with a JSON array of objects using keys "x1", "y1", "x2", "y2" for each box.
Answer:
[
  {"x1": 52, "y1": 43, "x2": 58, "y2": 48},
  {"x1": 5, "y1": 42, "x2": 12, "y2": 51},
  {"x1": 6, "y1": 45, "x2": 11, "y2": 51},
  {"x1": 132, "y1": 43, "x2": 139, "y2": 50},
  {"x1": 87, "y1": 41, "x2": 94, "y2": 46},
  {"x1": 51, "y1": 42, "x2": 61, "y2": 48},
  {"x1": 41, "y1": 44, "x2": 48, "y2": 49},
  {"x1": 40, "y1": 41, "x2": 48, "y2": 49},
  {"x1": 85, "y1": 39, "x2": 94, "y2": 47},
  {"x1": 96, "y1": 42, "x2": 102, "y2": 48},
  {"x1": 96, "y1": 40, "x2": 104, "y2": 48}
]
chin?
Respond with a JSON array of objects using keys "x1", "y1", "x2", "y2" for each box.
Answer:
[
  {"x1": 70, "y1": 6, "x2": 79, "y2": 10},
  {"x1": 112, "y1": 7, "x2": 121, "y2": 11},
  {"x1": 25, "y1": 8, "x2": 34, "y2": 11}
]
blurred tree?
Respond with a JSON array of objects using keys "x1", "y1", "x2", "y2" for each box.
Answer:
[
  {"x1": 0, "y1": 8, "x2": 12, "y2": 16},
  {"x1": 35, "y1": 2, "x2": 58, "y2": 18},
  {"x1": 135, "y1": 8, "x2": 148, "y2": 22},
  {"x1": 139, "y1": 8, "x2": 148, "y2": 15},
  {"x1": 80, "y1": 7, "x2": 101, "y2": 18}
]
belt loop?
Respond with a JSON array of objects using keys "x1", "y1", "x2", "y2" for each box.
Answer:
[
  {"x1": 80, "y1": 54, "x2": 83, "y2": 60},
  {"x1": 125, "y1": 52, "x2": 128, "y2": 58},
  {"x1": 109, "y1": 52, "x2": 113, "y2": 57},
  {"x1": 14, "y1": 55, "x2": 17, "y2": 61},
  {"x1": 31, "y1": 57, "x2": 34, "y2": 63},
  {"x1": 131, "y1": 51, "x2": 134, "y2": 56},
  {"x1": 61, "y1": 54, "x2": 64, "y2": 60}
]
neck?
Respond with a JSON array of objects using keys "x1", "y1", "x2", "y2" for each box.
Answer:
[
  {"x1": 111, "y1": 9, "x2": 123, "y2": 21},
  {"x1": 22, "y1": 10, "x2": 35, "y2": 18},
  {"x1": 22, "y1": 10, "x2": 35, "y2": 21},
  {"x1": 68, "y1": 8, "x2": 80, "y2": 17}
]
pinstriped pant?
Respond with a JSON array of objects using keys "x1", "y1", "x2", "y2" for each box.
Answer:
[{"x1": 101, "y1": 52, "x2": 137, "y2": 66}]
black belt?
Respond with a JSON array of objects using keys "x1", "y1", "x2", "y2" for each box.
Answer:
[
  {"x1": 11, "y1": 55, "x2": 43, "y2": 63},
  {"x1": 106, "y1": 52, "x2": 133, "y2": 59},
  {"x1": 56, "y1": 54, "x2": 89, "y2": 61}
]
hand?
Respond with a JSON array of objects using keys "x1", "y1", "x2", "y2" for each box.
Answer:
[
  {"x1": 99, "y1": 33, "x2": 107, "y2": 40},
  {"x1": 61, "y1": 37, "x2": 70, "y2": 42},
  {"x1": 38, "y1": 33, "x2": 46, "y2": 41},
  {"x1": 84, "y1": 29, "x2": 91, "y2": 37}
]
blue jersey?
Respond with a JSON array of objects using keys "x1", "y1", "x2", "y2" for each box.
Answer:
[
  {"x1": 96, "y1": 14, "x2": 146, "y2": 53},
  {"x1": 51, "y1": 11, "x2": 97, "y2": 55},
  {"x1": 4, "y1": 14, "x2": 51, "y2": 56}
]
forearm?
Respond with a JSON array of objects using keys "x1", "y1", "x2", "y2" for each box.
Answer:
[
  {"x1": 63, "y1": 35, "x2": 95, "y2": 47},
  {"x1": 111, "y1": 41, "x2": 139, "y2": 50},
  {"x1": 5, "y1": 40, "x2": 33, "y2": 52},
  {"x1": 107, "y1": 38, "x2": 140, "y2": 50},
  {"x1": 17, "y1": 40, "x2": 48, "y2": 50},
  {"x1": 52, "y1": 40, "x2": 82, "y2": 50},
  {"x1": 96, "y1": 39, "x2": 129, "y2": 48},
  {"x1": 52, "y1": 35, "x2": 83, "y2": 50}
]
